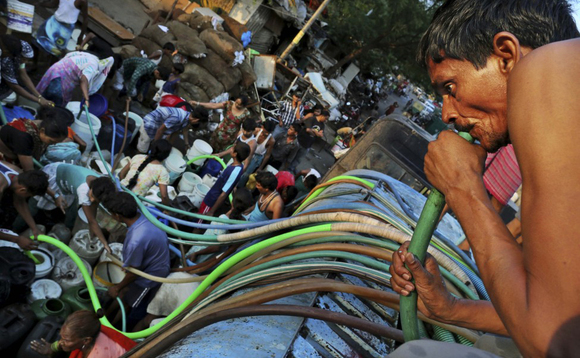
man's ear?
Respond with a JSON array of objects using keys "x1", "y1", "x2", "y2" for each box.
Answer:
[{"x1": 492, "y1": 31, "x2": 522, "y2": 75}]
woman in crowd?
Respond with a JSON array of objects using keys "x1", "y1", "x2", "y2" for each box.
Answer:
[
  {"x1": 119, "y1": 139, "x2": 172, "y2": 206},
  {"x1": 30, "y1": 309, "x2": 136, "y2": 357},
  {"x1": 237, "y1": 120, "x2": 276, "y2": 188},
  {"x1": 192, "y1": 95, "x2": 251, "y2": 152},
  {"x1": 0, "y1": 35, "x2": 54, "y2": 106},
  {"x1": 215, "y1": 117, "x2": 257, "y2": 169},
  {"x1": 0, "y1": 106, "x2": 69, "y2": 171},
  {"x1": 36, "y1": 51, "x2": 121, "y2": 107}
]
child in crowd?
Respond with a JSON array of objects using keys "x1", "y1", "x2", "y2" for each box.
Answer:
[
  {"x1": 247, "y1": 171, "x2": 283, "y2": 222},
  {"x1": 119, "y1": 140, "x2": 172, "y2": 205},
  {"x1": 199, "y1": 142, "x2": 250, "y2": 218},
  {"x1": 162, "y1": 63, "x2": 183, "y2": 95}
]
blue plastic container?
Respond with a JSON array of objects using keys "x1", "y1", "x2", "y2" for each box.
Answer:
[
  {"x1": 199, "y1": 159, "x2": 222, "y2": 177},
  {"x1": 87, "y1": 94, "x2": 108, "y2": 118}
]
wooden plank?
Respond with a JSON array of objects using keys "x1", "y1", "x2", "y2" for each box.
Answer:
[{"x1": 88, "y1": 6, "x2": 134, "y2": 41}]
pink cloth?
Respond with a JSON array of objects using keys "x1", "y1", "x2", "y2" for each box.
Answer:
[
  {"x1": 276, "y1": 171, "x2": 295, "y2": 192},
  {"x1": 483, "y1": 144, "x2": 522, "y2": 206},
  {"x1": 86, "y1": 332, "x2": 128, "y2": 358}
]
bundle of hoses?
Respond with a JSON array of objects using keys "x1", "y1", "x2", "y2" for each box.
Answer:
[{"x1": 29, "y1": 107, "x2": 487, "y2": 352}]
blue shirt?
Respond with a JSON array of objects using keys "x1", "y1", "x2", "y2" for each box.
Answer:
[
  {"x1": 123, "y1": 213, "x2": 170, "y2": 288},
  {"x1": 203, "y1": 164, "x2": 243, "y2": 208},
  {"x1": 143, "y1": 107, "x2": 190, "y2": 139}
]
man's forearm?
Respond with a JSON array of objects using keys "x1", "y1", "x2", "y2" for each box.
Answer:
[
  {"x1": 14, "y1": 198, "x2": 37, "y2": 232},
  {"x1": 211, "y1": 192, "x2": 228, "y2": 214},
  {"x1": 444, "y1": 297, "x2": 508, "y2": 335},
  {"x1": 115, "y1": 271, "x2": 137, "y2": 290}
]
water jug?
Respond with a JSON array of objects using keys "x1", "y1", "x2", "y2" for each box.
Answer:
[
  {"x1": 60, "y1": 286, "x2": 92, "y2": 312},
  {"x1": 16, "y1": 315, "x2": 63, "y2": 358},
  {"x1": 0, "y1": 303, "x2": 37, "y2": 350},
  {"x1": 0, "y1": 247, "x2": 36, "y2": 308},
  {"x1": 30, "y1": 298, "x2": 72, "y2": 321}
]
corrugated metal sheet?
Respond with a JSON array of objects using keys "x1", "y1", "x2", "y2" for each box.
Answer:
[
  {"x1": 245, "y1": 5, "x2": 272, "y2": 34},
  {"x1": 201, "y1": 0, "x2": 236, "y2": 12},
  {"x1": 251, "y1": 28, "x2": 275, "y2": 54}
]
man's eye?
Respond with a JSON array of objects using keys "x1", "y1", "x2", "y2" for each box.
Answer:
[{"x1": 444, "y1": 84, "x2": 454, "y2": 94}]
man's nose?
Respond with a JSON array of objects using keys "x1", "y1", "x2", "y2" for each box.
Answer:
[{"x1": 441, "y1": 97, "x2": 457, "y2": 124}]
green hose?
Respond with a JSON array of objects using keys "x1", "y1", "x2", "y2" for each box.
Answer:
[
  {"x1": 80, "y1": 287, "x2": 127, "y2": 332},
  {"x1": 400, "y1": 132, "x2": 474, "y2": 342}
]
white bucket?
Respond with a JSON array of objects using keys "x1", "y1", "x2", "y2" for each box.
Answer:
[
  {"x1": 202, "y1": 174, "x2": 217, "y2": 187},
  {"x1": 163, "y1": 148, "x2": 186, "y2": 185},
  {"x1": 188, "y1": 183, "x2": 210, "y2": 208},
  {"x1": 28, "y1": 279, "x2": 62, "y2": 303},
  {"x1": 98, "y1": 242, "x2": 123, "y2": 263},
  {"x1": 52, "y1": 257, "x2": 92, "y2": 291},
  {"x1": 264, "y1": 165, "x2": 279, "y2": 175},
  {"x1": 69, "y1": 229, "x2": 104, "y2": 266},
  {"x1": 69, "y1": 106, "x2": 102, "y2": 156},
  {"x1": 123, "y1": 112, "x2": 143, "y2": 144},
  {"x1": 93, "y1": 261, "x2": 125, "y2": 288},
  {"x1": 186, "y1": 139, "x2": 213, "y2": 166},
  {"x1": 178, "y1": 172, "x2": 202, "y2": 193},
  {"x1": 30, "y1": 248, "x2": 55, "y2": 279}
]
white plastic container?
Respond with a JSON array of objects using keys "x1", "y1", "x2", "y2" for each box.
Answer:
[
  {"x1": 98, "y1": 242, "x2": 123, "y2": 263},
  {"x1": 72, "y1": 207, "x2": 89, "y2": 235},
  {"x1": 93, "y1": 261, "x2": 125, "y2": 288},
  {"x1": 47, "y1": 223, "x2": 72, "y2": 245},
  {"x1": 69, "y1": 229, "x2": 104, "y2": 266},
  {"x1": 178, "y1": 172, "x2": 202, "y2": 193},
  {"x1": 163, "y1": 148, "x2": 187, "y2": 185},
  {"x1": 123, "y1": 111, "x2": 143, "y2": 144},
  {"x1": 186, "y1": 139, "x2": 213, "y2": 166},
  {"x1": 202, "y1": 174, "x2": 217, "y2": 187},
  {"x1": 68, "y1": 105, "x2": 102, "y2": 156},
  {"x1": 30, "y1": 248, "x2": 55, "y2": 279},
  {"x1": 188, "y1": 183, "x2": 210, "y2": 208},
  {"x1": 28, "y1": 279, "x2": 62, "y2": 303},
  {"x1": 264, "y1": 165, "x2": 279, "y2": 175},
  {"x1": 51, "y1": 257, "x2": 92, "y2": 291}
]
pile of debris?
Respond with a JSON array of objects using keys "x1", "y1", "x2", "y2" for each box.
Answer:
[{"x1": 115, "y1": 11, "x2": 257, "y2": 103}]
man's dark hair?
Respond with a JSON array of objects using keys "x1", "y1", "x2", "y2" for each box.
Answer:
[
  {"x1": 290, "y1": 122, "x2": 302, "y2": 133},
  {"x1": 233, "y1": 141, "x2": 250, "y2": 162},
  {"x1": 88, "y1": 177, "x2": 116, "y2": 202},
  {"x1": 38, "y1": 106, "x2": 74, "y2": 126},
  {"x1": 303, "y1": 175, "x2": 318, "y2": 191},
  {"x1": 1, "y1": 34, "x2": 21, "y2": 56},
  {"x1": 262, "y1": 120, "x2": 276, "y2": 134},
  {"x1": 157, "y1": 66, "x2": 171, "y2": 81},
  {"x1": 241, "y1": 118, "x2": 257, "y2": 132},
  {"x1": 418, "y1": 0, "x2": 580, "y2": 69},
  {"x1": 173, "y1": 63, "x2": 184, "y2": 74},
  {"x1": 238, "y1": 95, "x2": 249, "y2": 107},
  {"x1": 320, "y1": 110, "x2": 330, "y2": 117},
  {"x1": 192, "y1": 106, "x2": 209, "y2": 122},
  {"x1": 282, "y1": 185, "x2": 298, "y2": 202},
  {"x1": 162, "y1": 42, "x2": 176, "y2": 52},
  {"x1": 255, "y1": 171, "x2": 278, "y2": 191},
  {"x1": 18, "y1": 170, "x2": 48, "y2": 196},
  {"x1": 103, "y1": 192, "x2": 138, "y2": 219},
  {"x1": 38, "y1": 107, "x2": 69, "y2": 140}
]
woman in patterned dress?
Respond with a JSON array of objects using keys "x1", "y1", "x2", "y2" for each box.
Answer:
[{"x1": 191, "y1": 95, "x2": 251, "y2": 152}]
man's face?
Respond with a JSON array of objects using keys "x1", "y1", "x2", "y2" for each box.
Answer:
[
  {"x1": 287, "y1": 126, "x2": 297, "y2": 136},
  {"x1": 242, "y1": 127, "x2": 253, "y2": 138},
  {"x1": 154, "y1": 69, "x2": 161, "y2": 80},
  {"x1": 428, "y1": 57, "x2": 509, "y2": 152},
  {"x1": 189, "y1": 114, "x2": 200, "y2": 125},
  {"x1": 255, "y1": 181, "x2": 267, "y2": 194}
]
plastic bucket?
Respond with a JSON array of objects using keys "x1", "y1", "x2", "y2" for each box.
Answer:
[
  {"x1": 123, "y1": 112, "x2": 143, "y2": 144},
  {"x1": 202, "y1": 174, "x2": 217, "y2": 187},
  {"x1": 69, "y1": 106, "x2": 102, "y2": 156},
  {"x1": 72, "y1": 207, "x2": 89, "y2": 235},
  {"x1": 88, "y1": 94, "x2": 108, "y2": 117},
  {"x1": 188, "y1": 183, "x2": 210, "y2": 208},
  {"x1": 178, "y1": 172, "x2": 202, "y2": 193},
  {"x1": 93, "y1": 261, "x2": 125, "y2": 287},
  {"x1": 163, "y1": 148, "x2": 186, "y2": 185},
  {"x1": 30, "y1": 248, "x2": 55, "y2": 279},
  {"x1": 28, "y1": 279, "x2": 62, "y2": 303},
  {"x1": 98, "y1": 242, "x2": 123, "y2": 263},
  {"x1": 186, "y1": 139, "x2": 213, "y2": 166}
]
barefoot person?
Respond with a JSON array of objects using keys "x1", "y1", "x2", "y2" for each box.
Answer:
[{"x1": 389, "y1": 1, "x2": 580, "y2": 356}]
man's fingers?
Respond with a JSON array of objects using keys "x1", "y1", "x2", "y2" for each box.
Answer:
[{"x1": 404, "y1": 253, "x2": 432, "y2": 283}]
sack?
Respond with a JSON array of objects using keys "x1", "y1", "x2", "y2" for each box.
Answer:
[
  {"x1": 220, "y1": 12, "x2": 248, "y2": 41},
  {"x1": 167, "y1": 21, "x2": 207, "y2": 58},
  {"x1": 199, "y1": 29, "x2": 244, "y2": 65},
  {"x1": 115, "y1": 45, "x2": 141, "y2": 59},
  {"x1": 182, "y1": 62, "x2": 224, "y2": 99},
  {"x1": 176, "y1": 82, "x2": 210, "y2": 103},
  {"x1": 140, "y1": 24, "x2": 176, "y2": 47},
  {"x1": 191, "y1": 49, "x2": 242, "y2": 91},
  {"x1": 189, "y1": 11, "x2": 215, "y2": 31},
  {"x1": 132, "y1": 36, "x2": 161, "y2": 56},
  {"x1": 238, "y1": 57, "x2": 257, "y2": 88}
]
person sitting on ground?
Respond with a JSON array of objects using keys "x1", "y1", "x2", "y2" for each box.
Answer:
[
  {"x1": 191, "y1": 95, "x2": 252, "y2": 152},
  {"x1": 0, "y1": 35, "x2": 54, "y2": 107},
  {"x1": 138, "y1": 102, "x2": 209, "y2": 153},
  {"x1": 199, "y1": 141, "x2": 250, "y2": 218},
  {"x1": 30, "y1": 309, "x2": 136, "y2": 358},
  {"x1": 119, "y1": 57, "x2": 170, "y2": 102},
  {"x1": 215, "y1": 117, "x2": 257, "y2": 171},
  {"x1": 388, "y1": 0, "x2": 580, "y2": 356},
  {"x1": 104, "y1": 192, "x2": 170, "y2": 331},
  {"x1": 120, "y1": 139, "x2": 172, "y2": 206},
  {"x1": 36, "y1": 51, "x2": 121, "y2": 107},
  {"x1": 274, "y1": 92, "x2": 303, "y2": 138},
  {"x1": 0, "y1": 106, "x2": 69, "y2": 171},
  {"x1": 34, "y1": 0, "x2": 88, "y2": 57},
  {"x1": 0, "y1": 164, "x2": 50, "y2": 250},
  {"x1": 246, "y1": 171, "x2": 284, "y2": 222},
  {"x1": 268, "y1": 123, "x2": 301, "y2": 171}
]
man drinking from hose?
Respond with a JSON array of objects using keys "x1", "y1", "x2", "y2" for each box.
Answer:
[{"x1": 389, "y1": 1, "x2": 580, "y2": 356}]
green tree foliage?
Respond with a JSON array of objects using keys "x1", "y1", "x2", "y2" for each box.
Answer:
[{"x1": 325, "y1": 0, "x2": 439, "y2": 89}]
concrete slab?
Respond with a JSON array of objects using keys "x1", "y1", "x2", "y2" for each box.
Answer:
[{"x1": 88, "y1": 0, "x2": 150, "y2": 35}]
